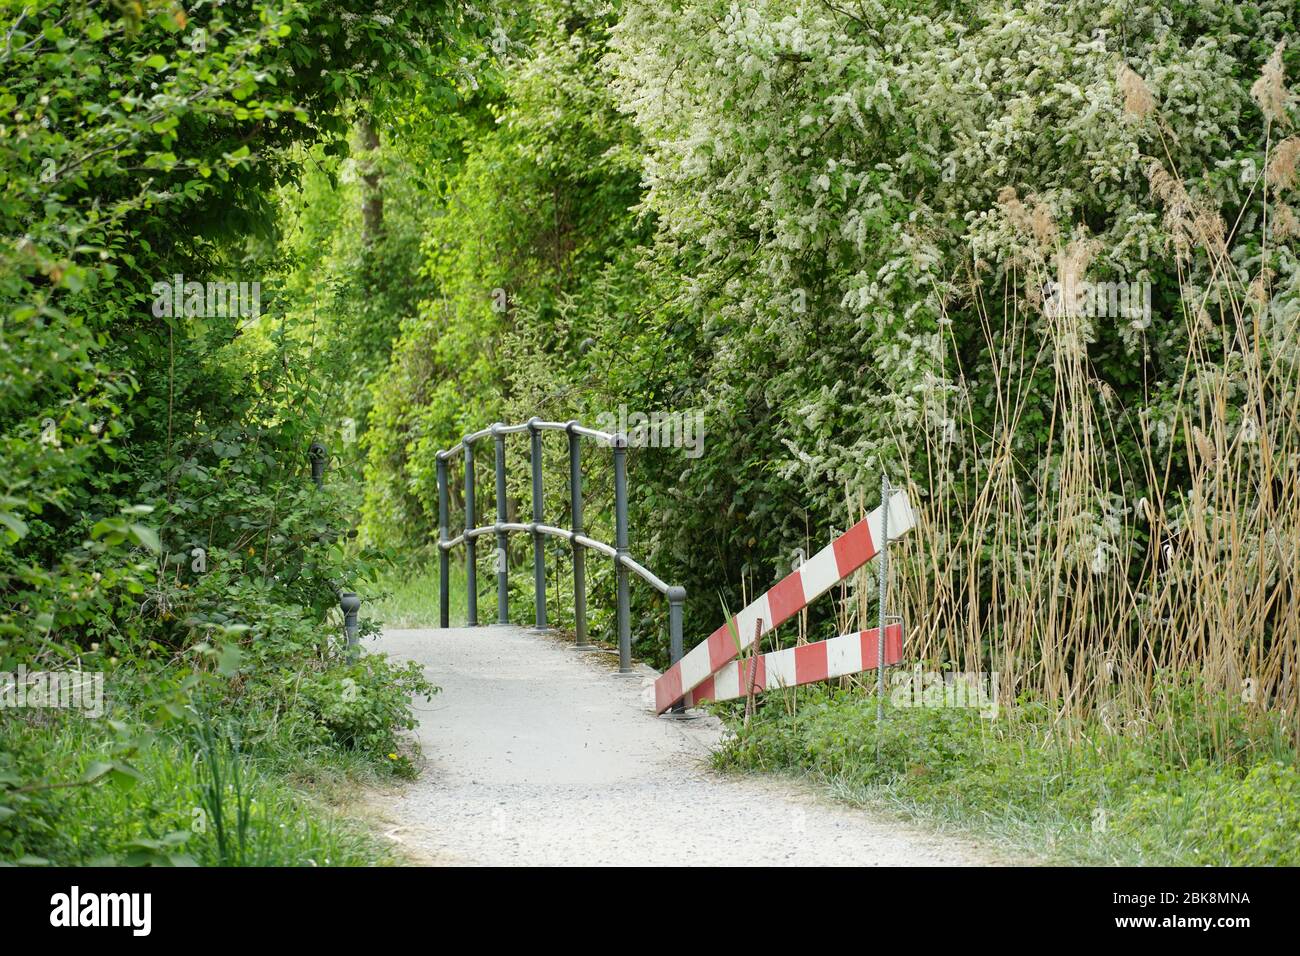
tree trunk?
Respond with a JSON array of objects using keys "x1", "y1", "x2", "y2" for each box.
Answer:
[{"x1": 358, "y1": 113, "x2": 384, "y2": 244}]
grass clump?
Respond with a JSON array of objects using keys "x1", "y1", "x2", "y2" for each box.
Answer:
[
  {"x1": 1, "y1": 710, "x2": 395, "y2": 867},
  {"x1": 2, "y1": 641, "x2": 436, "y2": 866},
  {"x1": 715, "y1": 685, "x2": 1300, "y2": 866}
]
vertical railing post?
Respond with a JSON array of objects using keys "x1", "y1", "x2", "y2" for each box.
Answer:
[
  {"x1": 876, "y1": 473, "x2": 890, "y2": 725},
  {"x1": 340, "y1": 591, "x2": 360, "y2": 659},
  {"x1": 667, "y1": 585, "x2": 686, "y2": 713},
  {"x1": 528, "y1": 417, "x2": 546, "y2": 630},
  {"x1": 309, "y1": 441, "x2": 326, "y2": 488},
  {"x1": 437, "y1": 452, "x2": 449, "y2": 629},
  {"x1": 567, "y1": 422, "x2": 589, "y2": 649},
  {"x1": 493, "y1": 424, "x2": 509, "y2": 624},
  {"x1": 613, "y1": 434, "x2": 631, "y2": 672},
  {"x1": 464, "y1": 438, "x2": 478, "y2": 627}
]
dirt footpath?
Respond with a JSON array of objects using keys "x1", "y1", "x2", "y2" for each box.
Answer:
[{"x1": 363, "y1": 625, "x2": 1005, "y2": 866}]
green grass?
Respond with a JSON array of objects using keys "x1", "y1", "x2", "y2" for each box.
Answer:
[
  {"x1": 714, "y1": 687, "x2": 1300, "y2": 866},
  {"x1": 2, "y1": 645, "x2": 436, "y2": 866},
  {"x1": 1, "y1": 710, "x2": 393, "y2": 866},
  {"x1": 365, "y1": 559, "x2": 470, "y2": 629},
  {"x1": 364, "y1": 554, "x2": 567, "y2": 634}
]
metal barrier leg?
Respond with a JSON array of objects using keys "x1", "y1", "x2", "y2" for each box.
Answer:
[
  {"x1": 613, "y1": 436, "x2": 631, "y2": 673},
  {"x1": 529, "y1": 417, "x2": 547, "y2": 630},
  {"x1": 568, "y1": 423, "x2": 590, "y2": 649},
  {"x1": 437, "y1": 454, "x2": 449, "y2": 629},
  {"x1": 876, "y1": 474, "x2": 890, "y2": 724},
  {"x1": 493, "y1": 424, "x2": 509, "y2": 624},
  {"x1": 464, "y1": 439, "x2": 478, "y2": 627}
]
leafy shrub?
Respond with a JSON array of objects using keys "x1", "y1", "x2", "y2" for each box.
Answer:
[
  {"x1": 1, "y1": 3, "x2": 479, "y2": 867},
  {"x1": 287, "y1": 655, "x2": 437, "y2": 771}
]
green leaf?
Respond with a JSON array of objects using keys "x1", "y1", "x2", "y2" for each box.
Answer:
[
  {"x1": 91, "y1": 517, "x2": 125, "y2": 541},
  {"x1": 216, "y1": 643, "x2": 244, "y2": 677},
  {"x1": 129, "y1": 524, "x2": 160, "y2": 553},
  {"x1": 81, "y1": 761, "x2": 114, "y2": 784},
  {"x1": 0, "y1": 512, "x2": 28, "y2": 541},
  {"x1": 109, "y1": 762, "x2": 144, "y2": 790}
]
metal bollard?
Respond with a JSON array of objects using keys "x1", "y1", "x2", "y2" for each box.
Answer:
[
  {"x1": 464, "y1": 438, "x2": 478, "y2": 627},
  {"x1": 493, "y1": 424, "x2": 509, "y2": 624},
  {"x1": 437, "y1": 452, "x2": 449, "y2": 629},
  {"x1": 567, "y1": 422, "x2": 589, "y2": 649},
  {"x1": 340, "y1": 591, "x2": 361, "y2": 659},
  {"x1": 876, "y1": 474, "x2": 890, "y2": 724},
  {"x1": 667, "y1": 585, "x2": 686, "y2": 713},
  {"x1": 309, "y1": 441, "x2": 326, "y2": 488},
  {"x1": 528, "y1": 417, "x2": 546, "y2": 629},
  {"x1": 612, "y1": 434, "x2": 631, "y2": 673}
]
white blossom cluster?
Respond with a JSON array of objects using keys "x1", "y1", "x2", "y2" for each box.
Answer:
[{"x1": 607, "y1": 0, "x2": 1299, "y2": 549}]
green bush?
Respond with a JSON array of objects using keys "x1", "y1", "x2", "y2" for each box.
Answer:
[{"x1": 289, "y1": 655, "x2": 436, "y2": 772}]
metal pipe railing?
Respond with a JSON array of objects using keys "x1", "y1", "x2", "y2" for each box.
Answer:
[
  {"x1": 529, "y1": 417, "x2": 546, "y2": 629},
  {"x1": 464, "y1": 438, "x2": 478, "y2": 626},
  {"x1": 437, "y1": 454, "x2": 449, "y2": 629},
  {"x1": 435, "y1": 419, "x2": 684, "y2": 680},
  {"x1": 568, "y1": 423, "x2": 589, "y2": 649},
  {"x1": 438, "y1": 420, "x2": 616, "y2": 456},
  {"x1": 493, "y1": 425, "x2": 509, "y2": 624},
  {"x1": 612, "y1": 435, "x2": 631, "y2": 672}
]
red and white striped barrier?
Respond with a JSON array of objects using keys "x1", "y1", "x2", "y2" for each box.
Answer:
[
  {"x1": 686, "y1": 622, "x2": 904, "y2": 705},
  {"x1": 655, "y1": 490, "x2": 915, "y2": 714}
]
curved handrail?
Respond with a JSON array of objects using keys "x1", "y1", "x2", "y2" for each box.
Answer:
[
  {"x1": 436, "y1": 420, "x2": 618, "y2": 460},
  {"x1": 440, "y1": 522, "x2": 669, "y2": 592},
  {"x1": 435, "y1": 418, "x2": 685, "y2": 680}
]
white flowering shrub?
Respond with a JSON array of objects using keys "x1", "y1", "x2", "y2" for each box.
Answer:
[{"x1": 596, "y1": 0, "x2": 1300, "y2": 723}]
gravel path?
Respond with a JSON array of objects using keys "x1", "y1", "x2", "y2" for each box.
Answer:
[{"x1": 362, "y1": 626, "x2": 1003, "y2": 866}]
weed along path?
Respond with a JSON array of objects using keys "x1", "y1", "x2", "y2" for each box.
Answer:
[{"x1": 363, "y1": 626, "x2": 1004, "y2": 866}]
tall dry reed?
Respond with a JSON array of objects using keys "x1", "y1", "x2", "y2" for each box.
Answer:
[{"x1": 884, "y1": 110, "x2": 1300, "y2": 760}]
